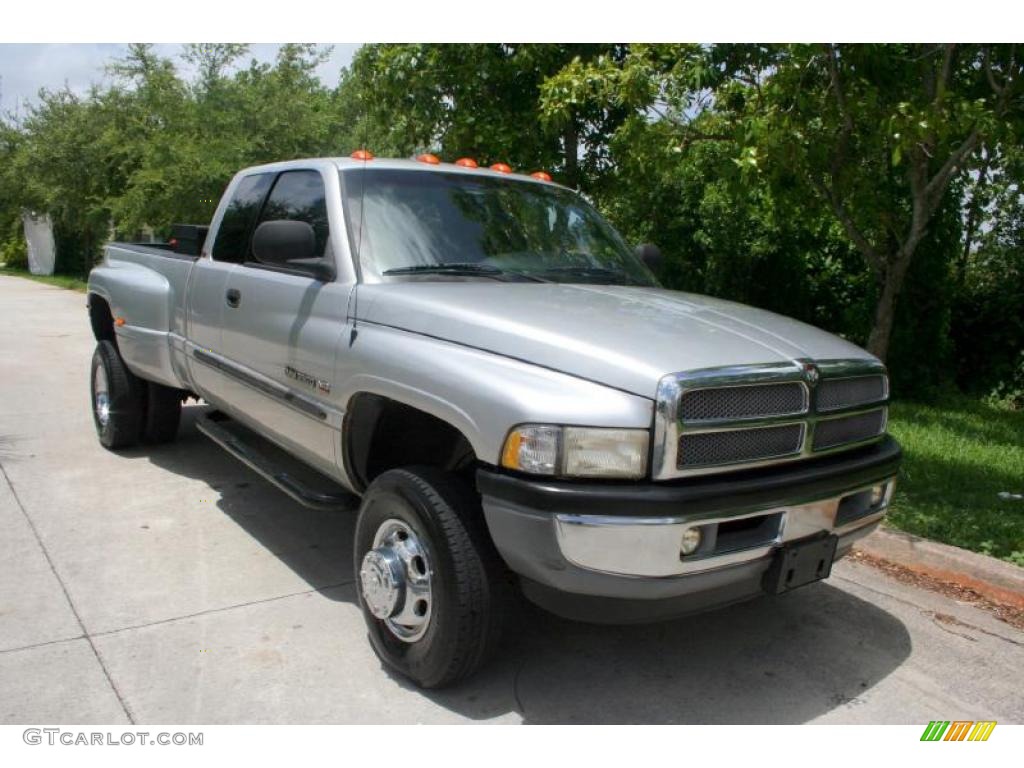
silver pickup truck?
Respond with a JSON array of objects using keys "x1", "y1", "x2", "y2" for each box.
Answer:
[{"x1": 87, "y1": 155, "x2": 901, "y2": 687}]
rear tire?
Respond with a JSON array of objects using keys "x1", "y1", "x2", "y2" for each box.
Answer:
[
  {"x1": 142, "y1": 381, "x2": 182, "y2": 444},
  {"x1": 354, "y1": 467, "x2": 511, "y2": 688},
  {"x1": 90, "y1": 340, "x2": 144, "y2": 449}
]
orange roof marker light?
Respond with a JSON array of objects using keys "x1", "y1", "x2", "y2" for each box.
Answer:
[
  {"x1": 489, "y1": 162, "x2": 513, "y2": 174},
  {"x1": 454, "y1": 157, "x2": 478, "y2": 168},
  {"x1": 351, "y1": 149, "x2": 375, "y2": 161},
  {"x1": 530, "y1": 171, "x2": 553, "y2": 182},
  {"x1": 416, "y1": 153, "x2": 441, "y2": 165}
]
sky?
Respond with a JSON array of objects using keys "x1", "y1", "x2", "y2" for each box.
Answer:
[{"x1": 0, "y1": 43, "x2": 361, "y2": 116}]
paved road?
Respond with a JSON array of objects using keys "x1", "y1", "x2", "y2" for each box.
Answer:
[{"x1": 1, "y1": 274, "x2": 1022, "y2": 724}]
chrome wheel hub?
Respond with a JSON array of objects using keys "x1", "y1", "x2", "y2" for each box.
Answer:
[
  {"x1": 360, "y1": 548, "x2": 403, "y2": 619},
  {"x1": 359, "y1": 519, "x2": 433, "y2": 643},
  {"x1": 94, "y1": 366, "x2": 110, "y2": 428}
]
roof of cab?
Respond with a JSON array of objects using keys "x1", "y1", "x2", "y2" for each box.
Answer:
[{"x1": 239, "y1": 156, "x2": 568, "y2": 190}]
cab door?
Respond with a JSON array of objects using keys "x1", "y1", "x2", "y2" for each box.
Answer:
[
  {"x1": 218, "y1": 169, "x2": 352, "y2": 478},
  {"x1": 185, "y1": 172, "x2": 274, "y2": 408}
]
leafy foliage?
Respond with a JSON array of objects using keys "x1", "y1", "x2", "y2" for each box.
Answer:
[
  {"x1": 0, "y1": 43, "x2": 351, "y2": 268},
  {"x1": 952, "y1": 148, "x2": 1024, "y2": 406},
  {"x1": 344, "y1": 44, "x2": 629, "y2": 188},
  {"x1": 542, "y1": 44, "x2": 1024, "y2": 368}
]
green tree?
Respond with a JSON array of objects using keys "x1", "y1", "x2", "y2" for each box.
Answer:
[
  {"x1": 104, "y1": 43, "x2": 350, "y2": 233},
  {"x1": 0, "y1": 118, "x2": 27, "y2": 266},
  {"x1": 343, "y1": 44, "x2": 628, "y2": 188},
  {"x1": 541, "y1": 44, "x2": 1024, "y2": 361},
  {"x1": 953, "y1": 144, "x2": 1024, "y2": 403},
  {"x1": 9, "y1": 85, "x2": 122, "y2": 273}
]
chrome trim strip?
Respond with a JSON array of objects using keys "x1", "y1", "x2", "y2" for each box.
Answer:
[
  {"x1": 680, "y1": 417, "x2": 809, "y2": 435},
  {"x1": 191, "y1": 345, "x2": 332, "y2": 422},
  {"x1": 814, "y1": 358, "x2": 888, "y2": 378},
  {"x1": 554, "y1": 477, "x2": 895, "y2": 578}
]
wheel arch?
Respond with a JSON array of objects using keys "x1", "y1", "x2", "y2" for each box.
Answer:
[
  {"x1": 343, "y1": 392, "x2": 479, "y2": 494},
  {"x1": 88, "y1": 292, "x2": 116, "y2": 344}
]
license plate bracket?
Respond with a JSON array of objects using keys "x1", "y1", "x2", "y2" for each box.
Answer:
[{"x1": 763, "y1": 534, "x2": 839, "y2": 595}]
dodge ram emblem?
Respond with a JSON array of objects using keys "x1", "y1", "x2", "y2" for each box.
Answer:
[{"x1": 803, "y1": 363, "x2": 820, "y2": 386}]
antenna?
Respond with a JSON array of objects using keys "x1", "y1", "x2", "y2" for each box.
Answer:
[{"x1": 348, "y1": 80, "x2": 371, "y2": 347}]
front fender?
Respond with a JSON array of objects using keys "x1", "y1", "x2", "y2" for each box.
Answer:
[{"x1": 336, "y1": 322, "x2": 654, "y2": 466}]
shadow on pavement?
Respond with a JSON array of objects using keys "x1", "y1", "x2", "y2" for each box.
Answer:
[{"x1": 145, "y1": 405, "x2": 912, "y2": 724}]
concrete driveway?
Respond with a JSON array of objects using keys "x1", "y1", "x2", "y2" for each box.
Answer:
[{"x1": 1, "y1": 274, "x2": 1021, "y2": 724}]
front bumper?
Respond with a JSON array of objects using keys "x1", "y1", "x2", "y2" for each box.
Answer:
[{"x1": 477, "y1": 436, "x2": 901, "y2": 623}]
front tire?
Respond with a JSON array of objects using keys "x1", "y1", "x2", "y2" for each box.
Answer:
[
  {"x1": 90, "y1": 340, "x2": 144, "y2": 449},
  {"x1": 354, "y1": 467, "x2": 510, "y2": 688}
]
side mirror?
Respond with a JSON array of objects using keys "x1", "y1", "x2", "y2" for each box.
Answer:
[
  {"x1": 635, "y1": 243, "x2": 663, "y2": 274},
  {"x1": 252, "y1": 220, "x2": 334, "y2": 281}
]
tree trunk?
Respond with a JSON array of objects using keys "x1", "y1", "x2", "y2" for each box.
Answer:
[
  {"x1": 563, "y1": 120, "x2": 579, "y2": 188},
  {"x1": 865, "y1": 149, "x2": 939, "y2": 362},
  {"x1": 866, "y1": 276, "x2": 898, "y2": 361},
  {"x1": 866, "y1": 253, "x2": 913, "y2": 361},
  {"x1": 959, "y1": 155, "x2": 990, "y2": 286}
]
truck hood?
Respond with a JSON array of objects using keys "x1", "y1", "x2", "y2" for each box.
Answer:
[{"x1": 354, "y1": 283, "x2": 876, "y2": 399}]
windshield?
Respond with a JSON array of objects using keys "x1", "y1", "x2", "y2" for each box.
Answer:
[{"x1": 342, "y1": 168, "x2": 657, "y2": 286}]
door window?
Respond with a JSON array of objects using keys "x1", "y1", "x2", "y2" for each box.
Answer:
[
  {"x1": 252, "y1": 170, "x2": 331, "y2": 262},
  {"x1": 211, "y1": 173, "x2": 273, "y2": 263}
]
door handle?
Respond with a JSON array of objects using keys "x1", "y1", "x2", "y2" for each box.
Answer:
[{"x1": 226, "y1": 288, "x2": 241, "y2": 308}]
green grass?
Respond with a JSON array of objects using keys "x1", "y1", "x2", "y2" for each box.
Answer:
[
  {"x1": 887, "y1": 395, "x2": 1024, "y2": 565},
  {"x1": 0, "y1": 267, "x2": 88, "y2": 292}
]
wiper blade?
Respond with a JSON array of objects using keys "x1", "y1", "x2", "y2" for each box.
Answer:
[
  {"x1": 541, "y1": 265, "x2": 622, "y2": 276},
  {"x1": 382, "y1": 263, "x2": 548, "y2": 282},
  {"x1": 539, "y1": 265, "x2": 634, "y2": 283},
  {"x1": 383, "y1": 263, "x2": 504, "y2": 276}
]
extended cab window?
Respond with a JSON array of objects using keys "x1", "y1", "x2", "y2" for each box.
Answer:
[
  {"x1": 252, "y1": 170, "x2": 330, "y2": 262},
  {"x1": 211, "y1": 173, "x2": 273, "y2": 262}
]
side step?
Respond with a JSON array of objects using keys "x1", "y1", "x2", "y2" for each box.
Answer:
[{"x1": 196, "y1": 411, "x2": 355, "y2": 511}]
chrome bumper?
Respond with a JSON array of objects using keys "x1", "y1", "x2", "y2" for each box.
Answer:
[
  {"x1": 477, "y1": 437, "x2": 902, "y2": 616},
  {"x1": 554, "y1": 480, "x2": 895, "y2": 578}
]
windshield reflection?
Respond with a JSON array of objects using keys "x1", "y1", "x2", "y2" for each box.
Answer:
[{"x1": 343, "y1": 168, "x2": 656, "y2": 286}]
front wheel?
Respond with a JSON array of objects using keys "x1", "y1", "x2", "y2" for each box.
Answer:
[{"x1": 354, "y1": 467, "x2": 511, "y2": 688}]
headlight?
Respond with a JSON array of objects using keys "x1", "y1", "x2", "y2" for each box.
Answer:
[{"x1": 501, "y1": 425, "x2": 649, "y2": 479}]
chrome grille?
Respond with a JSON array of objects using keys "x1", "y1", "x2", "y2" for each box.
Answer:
[
  {"x1": 678, "y1": 424, "x2": 804, "y2": 468},
  {"x1": 653, "y1": 360, "x2": 890, "y2": 480},
  {"x1": 813, "y1": 409, "x2": 887, "y2": 451},
  {"x1": 680, "y1": 382, "x2": 806, "y2": 422},
  {"x1": 817, "y1": 375, "x2": 887, "y2": 412}
]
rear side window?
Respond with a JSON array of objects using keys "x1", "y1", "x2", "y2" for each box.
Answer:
[
  {"x1": 253, "y1": 170, "x2": 330, "y2": 261},
  {"x1": 211, "y1": 173, "x2": 273, "y2": 262}
]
